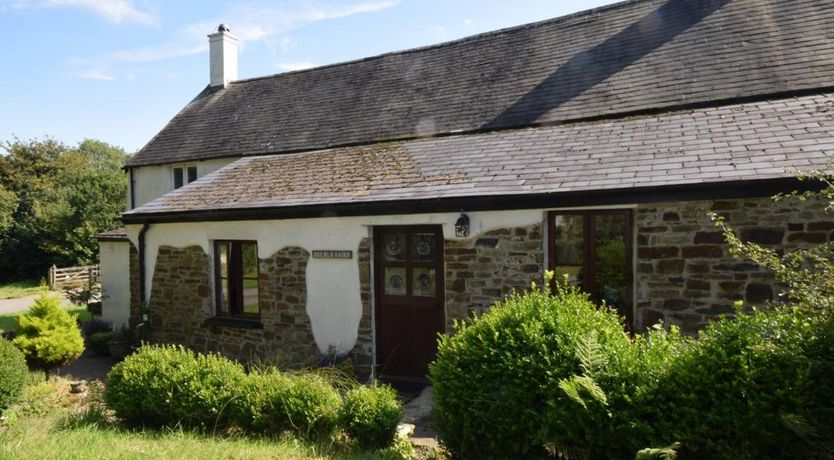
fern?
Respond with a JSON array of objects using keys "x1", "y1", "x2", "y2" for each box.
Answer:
[{"x1": 558, "y1": 332, "x2": 609, "y2": 410}]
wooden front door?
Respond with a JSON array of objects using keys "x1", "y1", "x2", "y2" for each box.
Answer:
[{"x1": 374, "y1": 225, "x2": 445, "y2": 380}]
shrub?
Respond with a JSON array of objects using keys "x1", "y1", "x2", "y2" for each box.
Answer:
[
  {"x1": 87, "y1": 331, "x2": 114, "y2": 356},
  {"x1": 233, "y1": 370, "x2": 341, "y2": 440},
  {"x1": 644, "y1": 307, "x2": 834, "y2": 459},
  {"x1": 0, "y1": 339, "x2": 28, "y2": 411},
  {"x1": 105, "y1": 344, "x2": 246, "y2": 429},
  {"x1": 338, "y1": 383, "x2": 403, "y2": 449},
  {"x1": 79, "y1": 319, "x2": 113, "y2": 338},
  {"x1": 429, "y1": 277, "x2": 640, "y2": 458},
  {"x1": 13, "y1": 292, "x2": 84, "y2": 379}
]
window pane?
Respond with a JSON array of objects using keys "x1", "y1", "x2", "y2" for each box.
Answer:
[
  {"x1": 383, "y1": 233, "x2": 405, "y2": 261},
  {"x1": 553, "y1": 266, "x2": 583, "y2": 286},
  {"x1": 187, "y1": 166, "x2": 198, "y2": 183},
  {"x1": 219, "y1": 277, "x2": 230, "y2": 314},
  {"x1": 243, "y1": 277, "x2": 258, "y2": 314},
  {"x1": 594, "y1": 214, "x2": 628, "y2": 310},
  {"x1": 384, "y1": 267, "x2": 406, "y2": 295},
  {"x1": 553, "y1": 214, "x2": 584, "y2": 265},
  {"x1": 173, "y1": 167, "x2": 184, "y2": 189},
  {"x1": 412, "y1": 233, "x2": 435, "y2": 261},
  {"x1": 412, "y1": 268, "x2": 436, "y2": 297},
  {"x1": 218, "y1": 243, "x2": 229, "y2": 277},
  {"x1": 241, "y1": 243, "x2": 258, "y2": 278}
]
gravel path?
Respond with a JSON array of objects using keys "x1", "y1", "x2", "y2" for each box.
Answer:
[{"x1": 0, "y1": 293, "x2": 70, "y2": 315}]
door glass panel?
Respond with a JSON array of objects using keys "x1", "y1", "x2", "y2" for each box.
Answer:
[
  {"x1": 384, "y1": 233, "x2": 405, "y2": 261},
  {"x1": 553, "y1": 266, "x2": 583, "y2": 285},
  {"x1": 594, "y1": 214, "x2": 627, "y2": 311},
  {"x1": 412, "y1": 268, "x2": 436, "y2": 297},
  {"x1": 384, "y1": 267, "x2": 407, "y2": 295},
  {"x1": 412, "y1": 233, "x2": 436, "y2": 261},
  {"x1": 553, "y1": 215, "x2": 584, "y2": 265}
]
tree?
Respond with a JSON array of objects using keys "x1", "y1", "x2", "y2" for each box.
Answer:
[
  {"x1": 13, "y1": 291, "x2": 85, "y2": 379},
  {"x1": 0, "y1": 137, "x2": 128, "y2": 280}
]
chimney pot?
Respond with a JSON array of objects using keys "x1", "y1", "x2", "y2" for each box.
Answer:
[{"x1": 208, "y1": 24, "x2": 239, "y2": 87}]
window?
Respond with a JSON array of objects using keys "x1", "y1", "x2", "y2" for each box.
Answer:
[
  {"x1": 548, "y1": 210, "x2": 633, "y2": 327},
  {"x1": 214, "y1": 241, "x2": 259, "y2": 318},
  {"x1": 173, "y1": 165, "x2": 198, "y2": 189}
]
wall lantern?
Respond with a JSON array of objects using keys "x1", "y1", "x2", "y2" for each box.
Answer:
[{"x1": 455, "y1": 211, "x2": 470, "y2": 238}]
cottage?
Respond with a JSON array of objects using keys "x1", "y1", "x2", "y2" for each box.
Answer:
[{"x1": 99, "y1": 0, "x2": 834, "y2": 380}]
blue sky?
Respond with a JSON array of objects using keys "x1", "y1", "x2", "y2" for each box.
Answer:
[{"x1": 0, "y1": 0, "x2": 620, "y2": 153}]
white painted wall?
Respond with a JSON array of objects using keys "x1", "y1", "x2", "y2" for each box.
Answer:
[
  {"x1": 128, "y1": 158, "x2": 238, "y2": 209},
  {"x1": 99, "y1": 240, "x2": 131, "y2": 328},
  {"x1": 125, "y1": 209, "x2": 548, "y2": 356}
]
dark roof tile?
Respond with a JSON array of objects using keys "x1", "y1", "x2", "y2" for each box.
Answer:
[{"x1": 127, "y1": 0, "x2": 834, "y2": 167}]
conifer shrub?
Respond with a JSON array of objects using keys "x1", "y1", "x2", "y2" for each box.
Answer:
[
  {"x1": 338, "y1": 383, "x2": 403, "y2": 449},
  {"x1": 232, "y1": 370, "x2": 341, "y2": 440},
  {"x1": 105, "y1": 344, "x2": 246, "y2": 429},
  {"x1": 0, "y1": 338, "x2": 28, "y2": 410},
  {"x1": 13, "y1": 292, "x2": 84, "y2": 379}
]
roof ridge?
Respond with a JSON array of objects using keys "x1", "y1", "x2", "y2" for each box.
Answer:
[{"x1": 231, "y1": 0, "x2": 650, "y2": 84}]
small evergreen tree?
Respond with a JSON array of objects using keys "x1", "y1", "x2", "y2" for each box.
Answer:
[{"x1": 14, "y1": 291, "x2": 84, "y2": 379}]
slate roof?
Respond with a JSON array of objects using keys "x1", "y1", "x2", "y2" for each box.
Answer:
[
  {"x1": 123, "y1": 92, "x2": 834, "y2": 221},
  {"x1": 127, "y1": 0, "x2": 834, "y2": 167},
  {"x1": 96, "y1": 227, "x2": 128, "y2": 241}
]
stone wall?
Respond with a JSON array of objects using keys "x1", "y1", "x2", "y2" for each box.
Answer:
[
  {"x1": 350, "y1": 238, "x2": 374, "y2": 379},
  {"x1": 146, "y1": 245, "x2": 318, "y2": 366},
  {"x1": 444, "y1": 224, "x2": 544, "y2": 332},
  {"x1": 636, "y1": 197, "x2": 834, "y2": 332},
  {"x1": 128, "y1": 242, "x2": 141, "y2": 329}
]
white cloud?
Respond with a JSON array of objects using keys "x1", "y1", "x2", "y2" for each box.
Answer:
[
  {"x1": 12, "y1": 0, "x2": 156, "y2": 25},
  {"x1": 72, "y1": 68, "x2": 116, "y2": 81},
  {"x1": 101, "y1": 0, "x2": 400, "y2": 63},
  {"x1": 275, "y1": 61, "x2": 316, "y2": 72}
]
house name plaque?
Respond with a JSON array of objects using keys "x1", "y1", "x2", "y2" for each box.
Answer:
[{"x1": 312, "y1": 250, "x2": 353, "y2": 259}]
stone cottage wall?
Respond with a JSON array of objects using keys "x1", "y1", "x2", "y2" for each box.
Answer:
[
  {"x1": 350, "y1": 238, "x2": 374, "y2": 379},
  {"x1": 636, "y1": 197, "x2": 834, "y2": 332},
  {"x1": 146, "y1": 245, "x2": 318, "y2": 366},
  {"x1": 444, "y1": 224, "x2": 544, "y2": 332}
]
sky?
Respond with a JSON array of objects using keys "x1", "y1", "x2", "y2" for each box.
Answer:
[{"x1": 0, "y1": 0, "x2": 621, "y2": 154}]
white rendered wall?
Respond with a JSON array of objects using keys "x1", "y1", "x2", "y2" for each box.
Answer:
[
  {"x1": 128, "y1": 158, "x2": 238, "y2": 209},
  {"x1": 99, "y1": 241, "x2": 131, "y2": 328},
  {"x1": 125, "y1": 209, "x2": 548, "y2": 356}
]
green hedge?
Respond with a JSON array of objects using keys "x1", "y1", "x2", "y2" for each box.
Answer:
[
  {"x1": 233, "y1": 370, "x2": 341, "y2": 440},
  {"x1": 644, "y1": 308, "x2": 834, "y2": 459},
  {"x1": 105, "y1": 344, "x2": 405, "y2": 449},
  {"x1": 338, "y1": 383, "x2": 403, "y2": 449},
  {"x1": 429, "y1": 279, "x2": 656, "y2": 458},
  {"x1": 0, "y1": 339, "x2": 28, "y2": 410},
  {"x1": 106, "y1": 344, "x2": 246, "y2": 428},
  {"x1": 430, "y1": 275, "x2": 834, "y2": 458}
]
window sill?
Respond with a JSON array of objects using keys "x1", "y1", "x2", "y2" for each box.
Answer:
[{"x1": 202, "y1": 317, "x2": 263, "y2": 330}]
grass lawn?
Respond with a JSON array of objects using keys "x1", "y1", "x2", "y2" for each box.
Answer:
[
  {"x1": 0, "y1": 380, "x2": 413, "y2": 460},
  {"x1": 0, "y1": 280, "x2": 43, "y2": 299},
  {"x1": 0, "y1": 305, "x2": 90, "y2": 333}
]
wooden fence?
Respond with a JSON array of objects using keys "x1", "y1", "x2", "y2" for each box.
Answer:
[{"x1": 48, "y1": 264, "x2": 100, "y2": 291}]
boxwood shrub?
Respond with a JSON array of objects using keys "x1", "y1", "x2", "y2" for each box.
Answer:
[
  {"x1": 429, "y1": 279, "x2": 644, "y2": 458},
  {"x1": 643, "y1": 308, "x2": 834, "y2": 459},
  {"x1": 233, "y1": 370, "x2": 341, "y2": 440},
  {"x1": 0, "y1": 339, "x2": 28, "y2": 411},
  {"x1": 338, "y1": 383, "x2": 403, "y2": 449},
  {"x1": 105, "y1": 344, "x2": 246, "y2": 429}
]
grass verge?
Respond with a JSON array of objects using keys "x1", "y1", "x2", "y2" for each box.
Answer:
[
  {"x1": 0, "y1": 280, "x2": 43, "y2": 299},
  {"x1": 0, "y1": 306, "x2": 90, "y2": 334}
]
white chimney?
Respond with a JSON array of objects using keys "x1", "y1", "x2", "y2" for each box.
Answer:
[{"x1": 208, "y1": 24, "x2": 239, "y2": 87}]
